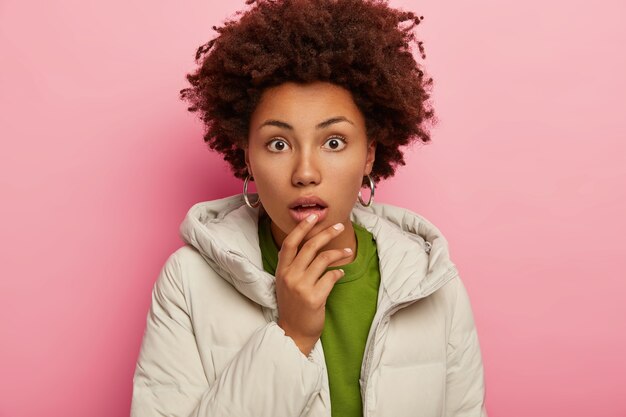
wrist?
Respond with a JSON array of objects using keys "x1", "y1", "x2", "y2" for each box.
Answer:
[{"x1": 277, "y1": 320, "x2": 317, "y2": 356}]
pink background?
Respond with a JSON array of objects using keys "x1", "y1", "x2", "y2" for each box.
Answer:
[{"x1": 1, "y1": 0, "x2": 625, "y2": 416}]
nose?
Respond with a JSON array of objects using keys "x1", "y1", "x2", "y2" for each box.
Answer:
[{"x1": 291, "y1": 149, "x2": 321, "y2": 187}]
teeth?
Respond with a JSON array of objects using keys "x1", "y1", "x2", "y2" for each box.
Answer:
[{"x1": 301, "y1": 204, "x2": 316, "y2": 207}]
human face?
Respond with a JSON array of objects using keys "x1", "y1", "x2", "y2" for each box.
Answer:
[{"x1": 245, "y1": 81, "x2": 376, "y2": 246}]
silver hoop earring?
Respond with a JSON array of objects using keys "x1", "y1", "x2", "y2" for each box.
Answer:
[
  {"x1": 358, "y1": 174, "x2": 375, "y2": 207},
  {"x1": 243, "y1": 174, "x2": 261, "y2": 208}
]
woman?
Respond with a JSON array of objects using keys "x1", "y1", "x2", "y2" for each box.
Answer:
[{"x1": 131, "y1": 1, "x2": 487, "y2": 416}]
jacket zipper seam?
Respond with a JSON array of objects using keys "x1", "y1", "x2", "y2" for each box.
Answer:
[{"x1": 361, "y1": 265, "x2": 458, "y2": 417}]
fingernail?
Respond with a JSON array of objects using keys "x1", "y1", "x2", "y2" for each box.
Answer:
[
  {"x1": 306, "y1": 214, "x2": 318, "y2": 223},
  {"x1": 339, "y1": 269, "x2": 345, "y2": 275},
  {"x1": 333, "y1": 223, "x2": 344, "y2": 231},
  {"x1": 344, "y1": 248, "x2": 352, "y2": 254}
]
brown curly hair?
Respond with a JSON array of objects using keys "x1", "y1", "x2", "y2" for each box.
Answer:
[{"x1": 180, "y1": 0, "x2": 436, "y2": 183}]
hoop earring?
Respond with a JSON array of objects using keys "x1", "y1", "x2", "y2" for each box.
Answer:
[
  {"x1": 243, "y1": 175, "x2": 261, "y2": 208},
  {"x1": 358, "y1": 174, "x2": 375, "y2": 207}
]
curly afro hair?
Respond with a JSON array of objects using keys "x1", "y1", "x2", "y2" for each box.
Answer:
[{"x1": 180, "y1": 0, "x2": 436, "y2": 183}]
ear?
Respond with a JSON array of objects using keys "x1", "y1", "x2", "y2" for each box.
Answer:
[
  {"x1": 243, "y1": 145, "x2": 253, "y2": 177},
  {"x1": 364, "y1": 140, "x2": 376, "y2": 175}
]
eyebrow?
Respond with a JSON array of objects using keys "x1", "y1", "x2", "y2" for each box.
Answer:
[{"x1": 258, "y1": 116, "x2": 354, "y2": 130}]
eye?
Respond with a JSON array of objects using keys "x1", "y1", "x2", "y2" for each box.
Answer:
[
  {"x1": 322, "y1": 136, "x2": 347, "y2": 151},
  {"x1": 266, "y1": 138, "x2": 291, "y2": 152}
]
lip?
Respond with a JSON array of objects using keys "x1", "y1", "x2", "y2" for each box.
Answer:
[
  {"x1": 288, "y1": 196, "x2": 328, "y2": 209},
  {"x1": 288, "y1": 196, "x2": 329, "y2": 224}
]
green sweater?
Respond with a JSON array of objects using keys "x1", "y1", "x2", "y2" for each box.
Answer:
[{"x1": 258, "y1": 216, "x2": 381, "y2": 417}]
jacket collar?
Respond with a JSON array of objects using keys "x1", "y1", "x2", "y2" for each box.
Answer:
[{"x1": 179, "y1": 194, "x2": 458, "y2": 309}]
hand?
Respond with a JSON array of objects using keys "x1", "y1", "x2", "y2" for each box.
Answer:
[{"x1": 275, "y1": 214, "x2": 353, "y2": 356}]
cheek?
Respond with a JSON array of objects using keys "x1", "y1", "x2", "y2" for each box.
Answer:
[
  {"x1": 328, "y1": 157, "x2": 367, "y2": 187},
  {"x1": 248, "y1": 153, "x2": 279, "y2": 188},
  {"x1": 249, "y1": 162, "x2": 289, "y2": 215}
]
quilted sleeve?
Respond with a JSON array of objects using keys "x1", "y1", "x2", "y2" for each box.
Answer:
[
  {"x1": 444, "y1": 277, "x2": 488, "y2": 417},
  {"x1": 130, "y1": 252, "x2": 324, "y2": 417}
]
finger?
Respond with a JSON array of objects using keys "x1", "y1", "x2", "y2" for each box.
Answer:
[
  {"x1": 289, "y1": 222, "x2": 346, "y2": 272},
  {"x1": 302, "y1": 248, "x2": 353, "y2": 286},
  {"x1": 313, "y1": 269, "x2": 345, "y2": 301},
  {"x1": 277, "y1": 213, "x2": 320, "y2": 267}
]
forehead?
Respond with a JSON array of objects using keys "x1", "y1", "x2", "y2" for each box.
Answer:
[{"x1": 251, "y1": 81, "x2": 366, "y2": 127}]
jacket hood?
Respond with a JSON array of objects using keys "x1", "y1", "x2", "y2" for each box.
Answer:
[{"x1": 179, "y1": 194, "x2": 458, "y2": 310}]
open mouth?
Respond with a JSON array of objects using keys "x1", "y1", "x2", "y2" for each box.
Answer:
[
  {"x1": 288, "y1": 198, "x2": 329, "y2": 223},
  {"x1": 291, "y1": 203, "x2": 326, "y2": 211}
]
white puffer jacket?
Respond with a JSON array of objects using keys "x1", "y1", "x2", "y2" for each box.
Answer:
[{"x1": 131, "y1": 194, "x2": 488, "y2": 417}]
